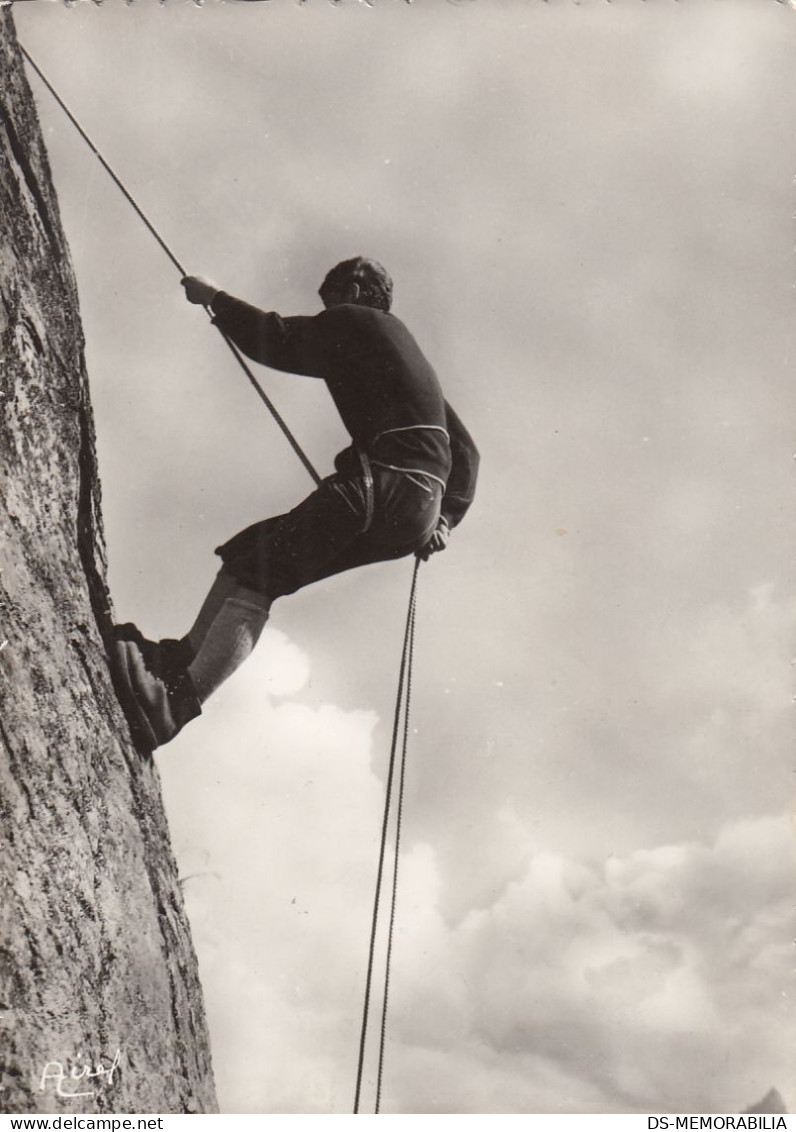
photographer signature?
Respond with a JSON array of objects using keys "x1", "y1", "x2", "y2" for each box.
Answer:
[{"x1": 39, "y1": 1050, "x2": 122, "y2": 1099}]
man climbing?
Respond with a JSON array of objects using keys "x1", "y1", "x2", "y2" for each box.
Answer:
[{"x1": 111, "y1": 256, "x2": 479, "y2": 751}]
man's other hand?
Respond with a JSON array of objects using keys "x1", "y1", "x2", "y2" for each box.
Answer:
[
  {"x1": 181, "y1": 275, "x2": 220, "y2": 306},
  {"x1": 417, "y1": 517, "x2": 451, "y2": 561}
]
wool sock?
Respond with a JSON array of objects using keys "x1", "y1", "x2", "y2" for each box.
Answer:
[
  {"x1": 187, "y1": 569, "x2": 244, "y2": 656},
  {"x1": 187, "y1": 592, "x2": 270, "y2": 702}
]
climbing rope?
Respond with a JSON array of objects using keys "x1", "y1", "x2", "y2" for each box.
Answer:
[
  {"x1": 20, "y1": 43, "x2": 419, "y2": 1113},
  {"x1": 376, "y1": 558, "x2": 419, "y2": 1113},
  {"x1": 19, "y1": 44, "x2": 321, "y2": 488},
  {"x1": 354, "y1": 556, "x2": 419, "y2": 1114}
]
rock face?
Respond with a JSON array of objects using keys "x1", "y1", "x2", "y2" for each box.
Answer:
[{"x1": 0, "y1": 11, "x2": 217, "y2": 1115}]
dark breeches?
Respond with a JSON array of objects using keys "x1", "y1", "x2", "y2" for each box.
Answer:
[{"x1": 215, "y1": 466, "x2": 442, "y2": 602}]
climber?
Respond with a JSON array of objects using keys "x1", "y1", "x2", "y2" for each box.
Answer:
[{"x1": 111, "y1": 256, "x2": 479, "y2": 751}]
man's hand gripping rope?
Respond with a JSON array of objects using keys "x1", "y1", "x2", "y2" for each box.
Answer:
[
  {"x1": 182, "y1": 274, "x2": 220, "y2": 306},
  {"x1": 416, "y1": 515, "x2": 451, "y2": 561}
]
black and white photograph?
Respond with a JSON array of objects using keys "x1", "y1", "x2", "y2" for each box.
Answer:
[{"x1": 1, "y1": 0, "x2": 795, "y2": 1117}]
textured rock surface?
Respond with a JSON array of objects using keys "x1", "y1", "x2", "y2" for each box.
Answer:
[{"x1": 0, "y1": 10, "x2": 217, "y2": 1114}]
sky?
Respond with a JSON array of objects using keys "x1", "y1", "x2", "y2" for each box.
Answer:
[{"x1": 14, "y1": 0, "x2": 796, "y2": 1115}]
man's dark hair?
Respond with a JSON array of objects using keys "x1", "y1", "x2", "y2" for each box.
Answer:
[{"x1": 319, "y1": 256, "x2": 393, "y2": 312}]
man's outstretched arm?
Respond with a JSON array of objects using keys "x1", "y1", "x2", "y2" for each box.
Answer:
[{"x1": 182, "y1": 275, "x2": 318, "y2": 376}]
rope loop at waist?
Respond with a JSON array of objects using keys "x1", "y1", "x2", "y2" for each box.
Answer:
[
  {"x1": 371, "y1": 424, "x2": 450, "y2": 446},
  {"x1": 351, "y1": 423, "x2": 450, "y2": 505}
]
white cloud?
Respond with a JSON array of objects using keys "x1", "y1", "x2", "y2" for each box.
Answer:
[
  {"x1": 160, "y1": 637, "x2": 388, "y2": 1112},
  {"x1": 378, "y1": 815, "x2": 795, "y2": 1114},
  {"x1": 163, "y1": 634, "x2": 794, "y2": 1113}
]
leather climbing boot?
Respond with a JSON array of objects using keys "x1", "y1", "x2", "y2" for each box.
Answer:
[{"x1": 109, "y1": 624, "x2": 202, "y2": 751}]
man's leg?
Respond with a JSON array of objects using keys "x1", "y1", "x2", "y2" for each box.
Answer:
[
  {"x1": 185, "y1": 569, "x2": 242, "y2": 654},
  {"x1": 185, "y1": 475, "x2": 389, "y2": 704},
  {"x1": 215, "y1": 473, "x2": 371, "y2": 598},
  {"x1": 187, "y1": 576, "x2": 271, "y2": 702},
  {"x1": 111, "y1": 475, "x2": 369, "y2": 750},
  {"x1": 111, "y1": 572, "x2": 270, "y2": 750}
]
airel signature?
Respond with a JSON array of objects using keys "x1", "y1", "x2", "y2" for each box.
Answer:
[{"x1": 39, "y1": 1050, "x2": 122, "y2": 1099}]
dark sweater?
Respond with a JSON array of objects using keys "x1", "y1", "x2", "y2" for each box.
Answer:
[{"x1": 211, "y1": 294, "x2": 479, "y2": 527}]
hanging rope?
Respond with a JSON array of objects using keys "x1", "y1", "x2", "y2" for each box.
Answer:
[
  {"x1": 19, "y1": 43, "x2": 321, "y2": 488},
  {"x1": 375, "y1": 559, "x2": 418, "y2": 1113},
  {"x1": 354, "y1": 556, "x2": 420, "y2": 1114},
  {"x1": 20, "y1": 42, "x2": 421, "y2": 1114}
]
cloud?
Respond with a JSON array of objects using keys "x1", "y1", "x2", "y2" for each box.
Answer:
[
  {"x1": 160, "y1": 634, "x2": 389, "y2": 1112},
  {"x1": 379, "y1": 815, "x2": 794, "y2": 1114},
  {"x1": 161, "y1": 628, "x2": 793, "y2": 1112}
]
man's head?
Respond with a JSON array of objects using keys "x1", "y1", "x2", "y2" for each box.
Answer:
[{"x1": 319, "y1": 257, "x2": 393, "y2": 312}]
